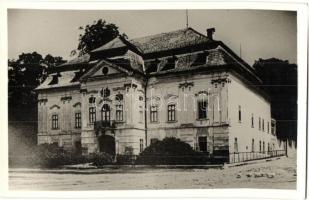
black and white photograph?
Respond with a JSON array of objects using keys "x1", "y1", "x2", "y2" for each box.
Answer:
[{"x1": 1, "y1": 1, "x2": 308, "y2": 199}]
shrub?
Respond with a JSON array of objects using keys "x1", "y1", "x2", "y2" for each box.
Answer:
[
  {"x1": 136, "y1": 137, "x2": 207, "y2": 165},
  {"x1": 34, "y1": 143, "x2": 66, "y2": 168},
  {"x1": 90, "y1": 152, "x2": 114, "y2": 166}
]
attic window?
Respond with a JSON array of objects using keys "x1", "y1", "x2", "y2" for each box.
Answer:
[
  {"x1": 48, "y1": 74, "x2": 60, "y2": 85},
  {"x1": 71, "y1": 70, "x2": 83, "y2": 82},
  {"x1": 146, "y1": 59, "x2": 159, "y2": 74},
  {"x1": 161, "y1": 56, "x2": 177, "y2": 71},
  {"x1": 102, "y1": 67, "x2": 109, "y2": 75},
  {"x1": 192, "y1": 51, "x2": 209, "y2": 67}
]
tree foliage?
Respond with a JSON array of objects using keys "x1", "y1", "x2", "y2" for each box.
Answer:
[
  {"x1": 73, "y1": 19, "x2": 128, "y2": 56},
  {"x1": 8, "y1": 52, "x2": 66, "y2": 114},
  {"x1": 253, "y1": 58, "x2": 297, "y2": 142}
]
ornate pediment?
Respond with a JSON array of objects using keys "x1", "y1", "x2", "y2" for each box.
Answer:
[
  {"x1": 73, "y1": 102, "x2": 81, "y2": 108},
  {"x1": 50, "y1": 105, "x2": 60, "y2": 110},
  {"x1": 80, "y1": 59, "x2": 132, "y2": 81},
  {"x1": 164, "y1": 94, "x2": 178, "y2": 100}
]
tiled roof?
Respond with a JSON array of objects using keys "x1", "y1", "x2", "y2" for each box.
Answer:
[
  {"x1": 57, "y1": 53, "x2": 91, "y2": 67},
  {"x1": 91, "y1": 37, "x2": 129, "y2": 53},
  {"x1": 91, "y1": 27, "x2": 211, "y2": 56},
  {"x1": 35, "y1": 70, "x2": 80, "y2": 90},
  {"x1": 130, "y1": 27, "x2": 210, "y2": 55}
]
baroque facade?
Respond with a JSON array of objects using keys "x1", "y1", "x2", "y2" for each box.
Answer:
[{"x1": 35, "y1": 27, "x2": 280, "y2": 159}]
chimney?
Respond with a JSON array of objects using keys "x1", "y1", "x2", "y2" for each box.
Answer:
[{"x1": 207, "y1": 28, "x2": 215, "y2": 40}]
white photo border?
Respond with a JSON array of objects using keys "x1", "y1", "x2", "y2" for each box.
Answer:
[{"x1": 0, "y1": 1, "x2": 307, "y2": 200}]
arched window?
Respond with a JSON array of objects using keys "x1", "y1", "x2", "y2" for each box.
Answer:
[{"x1": 101, "y1": 104, "x2": 110, "y2": 122}]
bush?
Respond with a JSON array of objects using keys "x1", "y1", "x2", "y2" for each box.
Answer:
[
  {"x1": 136, "y1": 137, "x2": 208, "y2": 165},
  {"x1": 34, "y1": 143, "x2": 67, "y2": 168},
  {"x1": 116, "y1": 155, "x2": 137, "y2": 165},
  {"x1": 9, "y1": 143, "x2": 93, "y2": 168},
  {"x1": 90, "y1": 152, "x2": 114, "y2": 166}
]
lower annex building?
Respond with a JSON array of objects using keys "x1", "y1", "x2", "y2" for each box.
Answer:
[{"x1": 35, "y1": 27, "x2": 281, "y2": 160}]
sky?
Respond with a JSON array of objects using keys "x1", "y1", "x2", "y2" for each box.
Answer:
[{"x1": 8, "y1": 9, "x2": 297, "y2": 65}]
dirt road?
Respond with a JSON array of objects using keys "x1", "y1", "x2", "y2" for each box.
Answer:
[{"x1": 9, "y1": 156, "x2": 296, "y2": 190}]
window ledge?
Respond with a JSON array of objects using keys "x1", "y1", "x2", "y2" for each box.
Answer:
[
  {"x1": 150, "y1": 121, "x2": 160, "y2": 124},
  {"x1": 196, "y1": 118, "x2": 209, "y2": 121},
  {"x1": 167, "y1": 120, "x2": 178, "y2": 123}
]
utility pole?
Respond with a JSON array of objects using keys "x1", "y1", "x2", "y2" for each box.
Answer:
[{"x1": 186, "y1": 10, "x2": 189, "y2": 28}]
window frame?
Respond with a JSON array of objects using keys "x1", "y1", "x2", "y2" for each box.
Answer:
[
  {"x1": 234, "y1": 137, "x2": 238, "y2": 153},
  {"x1": 197, "y1": 100, "x2": 208, "y2": 120},
  {"x1": 251, "y1": 139, "x2": 255, "y2": 152},
  {"x1": 51, "y1": 114, "x2": 59, "y2": 129},
  {"x1": 115, "y1": 104, "x2": 124, "y2": 122},
  {"x1": 251, "y1": 113, "x2": 254, "y2": 128},
  {"x1": 150, "y1": 105, "x2": 158, "y2": 123},
  {"x1": 75, "y1": 112, "x2": 81, "y2": 128},
  {"x1": 139, "y1": 139, "x2": 144, "y2": 153},
  {"x1": 89, "y1": 107, "x2": 96, "y2": 124},
  {"x1": 167, "y1": 104, "x2": 176, "y2": 122},
  {"x1": 238, "y1": 105, "x2": 241, "y2": 122},
  {"x1": 101, "y1": 104, "x2": 111, "y2": 122}
]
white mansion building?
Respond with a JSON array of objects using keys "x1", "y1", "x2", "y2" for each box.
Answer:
[{"x1": 35, "y1": 27, "x2": 280, "y2": 158}]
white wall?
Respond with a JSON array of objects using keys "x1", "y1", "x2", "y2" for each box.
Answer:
[{"x1": 227, "y1": 73, "x2": 279, "y2": 153}]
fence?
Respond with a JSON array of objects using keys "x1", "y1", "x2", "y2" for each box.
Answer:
[{"x1": 229, "y1": 150, "x2": 286, "y2": 164}]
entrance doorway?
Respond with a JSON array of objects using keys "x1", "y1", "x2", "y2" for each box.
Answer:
[{"x1": 98, "y1": 135, "x2": 115, "y2": 155}]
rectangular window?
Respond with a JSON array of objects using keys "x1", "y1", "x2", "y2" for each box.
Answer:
[
  {"x1": 52, "y1": 114, "x2": 58, "y2": 129},
  {"x1": 75, "y1": 113, "x2": 81, "y2": 128},
  {"x1": 271, "y1": 120, "x2": 276, "y2": 135},
  {"x1": 150, "y1": 138, "x2": 159, "y2": 144},
  {"x1": 140, "y1": 139, "x2": 144, "y2": 153},
  {"x1": 198, "y1": 101, "x2": 207, "y2": 119},
  {"x1": 267, "y1": 121, "x2": 270, "y2": 133},
  {"x1": 251, "y1": 139, "x2": 255, "y2": 152},
  {"x1": 251, "y1": 113, "x2": 254, "y2": 128},
  {"x1": 258, "y1": 117, "x2": 261, "y2": 130},
  {"x1": 150, "y1": 105, "x2": 158, "y2": 122},
  {"x1": 262, "y1": 141, "x2": 265, "y2": 153},
  {"x1": 234, "y1": 137, "x2": 238, "y2": 152},
  {"x1": 238, "y1": 105, "x2": 241, "y2": 122},
  {"x1": 89, "y1": 107, "x2": 96, "y2": 123},
  {"x1": 139, "y1": 106, "x2": 144, "y2": 123},
  {"x1": 262, "y1": 119, "x2": 265, "y2": 132},
  {"x1": 259, "y1": 141, "x2": 262, "y2": 152},
  {"x1": 167, "y1": 104, "x2": 176, "y2": 122},
  {"x1": 198, "y1": 137, "x2": 207, "y2": 152},
  {"x1": 116, "y1": 105, "x2": 123, "y2": 121}
]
